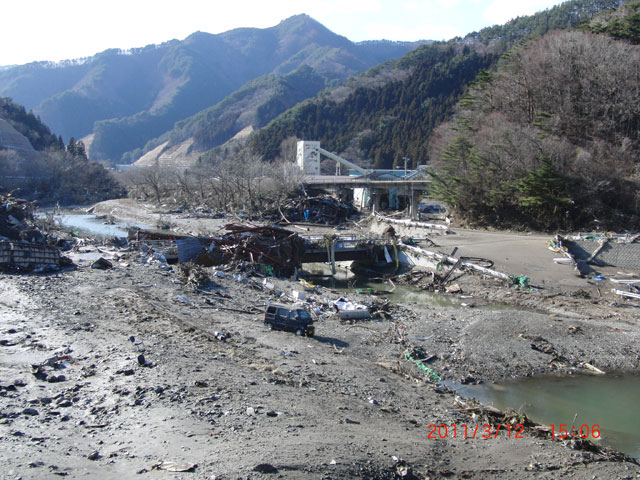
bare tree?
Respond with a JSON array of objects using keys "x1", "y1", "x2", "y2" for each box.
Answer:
[{"x1": 120, "y1": 161, "x2": 169, "y2": 204}]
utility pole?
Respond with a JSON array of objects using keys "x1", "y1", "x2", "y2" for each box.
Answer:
[{"x1": 402, "y1": 157, "x2": 409, "y2": 178}]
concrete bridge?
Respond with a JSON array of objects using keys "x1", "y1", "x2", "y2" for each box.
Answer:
[
  {"x1": 302, "y1": 175, "x2": 431, "y2": 219},
  {"x1": 296, "y1": 141, "x2": 431, "y2": 220},
  {"x1": 300, "y1": 234, "x2": 398, "y2": 274}
]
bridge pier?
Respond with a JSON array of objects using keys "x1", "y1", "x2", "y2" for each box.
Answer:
[
  {"x1": 409, "y1": 190, "x2": 420, "y2": 220},
  {"x1": 372, "y1": 190, "x2": 382, "y2": 214}
]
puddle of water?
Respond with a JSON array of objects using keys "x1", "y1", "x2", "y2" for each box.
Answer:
[
  {"x1": 455, "y1": 373, "x2": 640, "y2": 459},
  {"x1": 45, "y1": 212, "x2": 150, "y2": 238},
  {"x1": 303, "y1": 264, "x2": 515, "y2": 310},
  {"x1": 314, "y1": 275, "x2": 466, "y2": 308}
]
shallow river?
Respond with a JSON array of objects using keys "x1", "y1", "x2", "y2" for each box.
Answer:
[
  {"x1": 49, "y1": 212, "x2": 149, "y2": 237},
  {"x1": 456, "y1": 373, "x2": 640, "y2": 459}
]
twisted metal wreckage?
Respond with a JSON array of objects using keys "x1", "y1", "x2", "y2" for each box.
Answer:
[
  {"x1": 129, "y1": 224, "x2": 403, "y2": 279},
  {"x1": 130, "y1": 224, "x2": 307, "y2": 276}
]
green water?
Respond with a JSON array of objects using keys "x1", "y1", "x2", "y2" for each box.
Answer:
[
  {"x1": 458, "y1": 373, "x2": 640, "y2": 458},
  {"x1": 308, "y1": 272, "x2": 467, "y2": 308},
  {"x1": 304, "y1": 267, "x2": 517, "y2": 310}
]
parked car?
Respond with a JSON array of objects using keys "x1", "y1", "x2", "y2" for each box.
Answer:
[
  {"x1": 264, "y1": 303, "x2": 314, "y2": 336},
  {"x1": 418, "y1": 203, "x2": 447, "y2": 214}
]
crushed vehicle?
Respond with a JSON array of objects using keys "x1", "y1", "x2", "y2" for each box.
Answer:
[{"x1": 264, "y1": 303, "x2": 315, "y2": 336}]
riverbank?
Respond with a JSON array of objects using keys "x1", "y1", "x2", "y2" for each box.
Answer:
[{"x1": 1, "y1": 198, "x2": 638, "y2": 478}]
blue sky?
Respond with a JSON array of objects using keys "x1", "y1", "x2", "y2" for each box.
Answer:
[{"x1": 1, "y1": 0, "x2": 566, "y2": 66}]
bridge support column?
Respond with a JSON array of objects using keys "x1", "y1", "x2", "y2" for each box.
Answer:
[
  {"x1": 330, "y1": 237, "x2": 337, "y2": 276},
  {"x1": 372, "y1": 191, "x2": 382, "y2": 214},
  {"x1": 409, "y1": 190, "x2": 420, "y2": 220}
]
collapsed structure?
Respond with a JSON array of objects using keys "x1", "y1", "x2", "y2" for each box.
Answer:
[
  {"x1": 131, "y1": 224, "x2": 306, "y2": 277},
  {"x1": 0, "y1": 195, "x2": 64, "y2": 272}
]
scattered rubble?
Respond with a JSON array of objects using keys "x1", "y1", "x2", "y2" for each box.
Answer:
[
  {"x1": 270, "y1": 193, "x2": 356, "y2": 225},
  {"x1": 2, "y1": 199, "x2": 640, "y2": 478}
]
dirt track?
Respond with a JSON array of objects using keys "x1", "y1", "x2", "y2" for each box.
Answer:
[{"x1": 1, "y1": 200, "x2": 639, "y2": 479}]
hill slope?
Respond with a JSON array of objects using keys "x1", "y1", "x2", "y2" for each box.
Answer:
[
  {"x1": 0, "y1": 15, "x2": 420, "y2": 163},
  {"x1": 429, "y1": 2, "x2": 640, "y2": 230},
  {"x1": 0, "y1": 97, "x2": 60, "y2": 152},
  {"x1": 129, "y1": 64, "x2": 337, "y2": 164},
  {"x1": 247, "y1": 0, "x2": 627, "y2": 168}
]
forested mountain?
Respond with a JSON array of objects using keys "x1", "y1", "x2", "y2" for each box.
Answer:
[
  {"x1": 0, "y1": 15, "x2": 419, "y2": 163},
  {"x1": 126, "y1": 58, "x2": 388, "y2": 164},
  {"x1": 430, "y1": 1, "x2": 640, "y2": 230},
  {"x1": 0, "y1": 98, "x2": 122, "y2": 204},
  {"x1": 248, "y1": 0, "x2": 627, "y2": 168},
  {"x1": 0, "y1": 98, "x2": 61, "y2": 152}
]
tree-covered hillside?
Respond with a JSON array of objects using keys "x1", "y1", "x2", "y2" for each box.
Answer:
[
  {"x1": 0, "y1": 98, "x2": 122, "y2": 204},
  {"x1": 583, "y1": 0, "x2": 640, "y2": 41},
  {"x1": 0, "y1": 98, "x2": 61, "y2": 151},
  {"x1": 248, "y1": 0, "x2": 628, "y2": 169},
  {"x1": 430, "y1": 12, "x2": 640, "y2": 230},
  {"x1": 250, "y1": 45, "x2": 495, "y2": 167}
]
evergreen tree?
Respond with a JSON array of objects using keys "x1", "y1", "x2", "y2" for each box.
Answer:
[{"x1": 67, "y1": 137, "x2": 77, "y2": 156}]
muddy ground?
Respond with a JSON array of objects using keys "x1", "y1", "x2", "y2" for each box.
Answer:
[{"x1": 1, "y1": 200, "x2": 639, "y2": 479}]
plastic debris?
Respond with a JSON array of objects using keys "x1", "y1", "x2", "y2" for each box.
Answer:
[
  {"x1": 90, "y1": 257, "x2": 113, "y2": 270},
  {"x1": 404, "y1": 346, "x2": 441, "y2": 382},
  {"x1": 512, "y1": 275, "x2": 530, "y2": 288}
]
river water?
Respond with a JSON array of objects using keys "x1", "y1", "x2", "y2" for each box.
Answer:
[
  {"x1": 456, "y1": 373, "x2": 640, "y2": 459},
  {"x1": 308, "y1": 267, "x2": 640, "y2": 458},
  {"x1": 49, "y1": 212, "x2": 149, "y2": 238}
]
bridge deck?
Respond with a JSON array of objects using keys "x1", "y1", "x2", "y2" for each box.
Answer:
[
  {"x1": 303, "y1": 175, "x2": 431, "y2": 188},
  {"x1": 300, "y1": 235, "x2": 396, "y2": 264}
]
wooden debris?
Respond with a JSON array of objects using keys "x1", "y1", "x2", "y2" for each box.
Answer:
[{"x1": 582, "y1": 363, "x2": 606, "y2": 375}]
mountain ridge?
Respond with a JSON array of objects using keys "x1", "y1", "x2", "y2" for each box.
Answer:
[
  {"x1": 0, "y1": 14, "x2": 422, "y2": 163},
  {"x1": 246, "y1": 0, "x2": 629, "y2": 167}
]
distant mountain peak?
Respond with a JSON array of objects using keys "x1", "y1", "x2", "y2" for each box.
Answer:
[
  {"x1": 279, "y1": 13, "x2": 313, "y2": 22},
  {"x1": 0, "y1": 14, "x2": 417, "y2": 163},
  {"x1": 275, "y1": 13, "x2": 334, "y2": 34}
]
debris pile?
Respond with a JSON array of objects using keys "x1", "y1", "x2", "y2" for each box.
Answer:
[
  {"x1": 395, "y1": 255, "x2": 496, "y2": 293},
  {"x1": 177, "y1": 263, "x2": 213, "y2": 290},
  {"x1": 0, "y1": 194, "x2": 41, "y2": 242},
  {"x1": 129, "y1": 224, "x2": 306, "y2": 277},
  {"x1": 210, "y1": 225, "x2": 305, "y2": 277},
  {"x1": 0, "y1": 194, "x2": 67, "y2": 272},
  {"x1": 128, "y1": 227, "x2": 187, "y2": 264},
  {"x1": 271, "y1": 194, "x2": 356, "y2": 225},
  {"x1": 400, "y1": 244, "x2": 511, "y2": 286}
]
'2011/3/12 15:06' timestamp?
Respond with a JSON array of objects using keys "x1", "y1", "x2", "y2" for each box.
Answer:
[
  {"x1": 427, "y1": 424, "x2": 601, "y2": 440},
  {"x1": 427, "y1": 424, "x2": 525, "y2": 439},
  {"x1": 550, "y1": 424, "x2": 601, "y2": 439}
]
